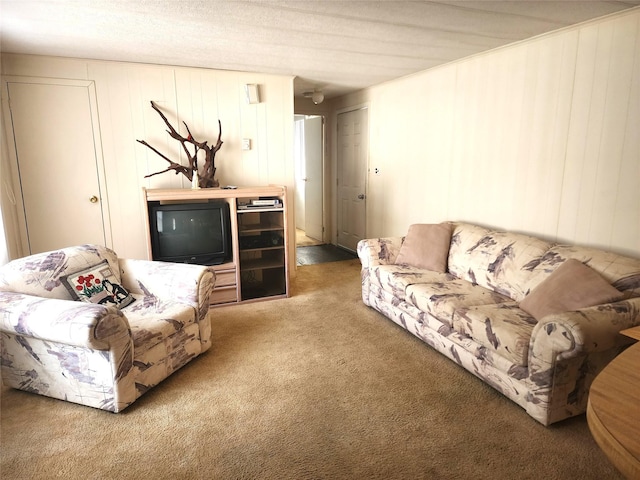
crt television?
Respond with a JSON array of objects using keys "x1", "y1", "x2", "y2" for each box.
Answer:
[{"x1": 149, "y1": 200, "x2": 232, "y2": 265}]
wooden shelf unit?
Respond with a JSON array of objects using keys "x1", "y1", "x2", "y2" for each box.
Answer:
[
  {"x1": 142, "y1": 186, "x2": 290, "y2": 307},
  {"x1": 237, "y1": 205, "x2": 287, "y2": 300}
]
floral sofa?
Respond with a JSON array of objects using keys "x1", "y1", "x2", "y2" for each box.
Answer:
[
  {"x1": 357, "y1": 222, "x2": 640, "y2": 426},
  {"x1": 0, "y1": 244, "x2": 214, "y2": 412}
]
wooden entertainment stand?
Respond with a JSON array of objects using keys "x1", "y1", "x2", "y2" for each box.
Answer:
[{"x1": 143, "y1": 186, "x2": 290, "y2": 307}]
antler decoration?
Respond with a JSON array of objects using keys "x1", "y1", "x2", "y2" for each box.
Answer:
[{"x1": 137, "y1": 101, "x2": 223, "y2": 188}]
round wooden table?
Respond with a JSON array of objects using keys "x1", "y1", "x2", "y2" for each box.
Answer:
[{"x1": 587, "y1": 330, "x2": 640, "y2": 479}]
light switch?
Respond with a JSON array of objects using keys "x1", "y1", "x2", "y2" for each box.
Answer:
[{"x1": 242, "y1": 138, "x2": 251, "y2": 150}]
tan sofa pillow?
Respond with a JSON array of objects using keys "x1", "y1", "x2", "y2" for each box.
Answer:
[
  {"x1": 519, "y1": 258, "x2": 624, "y2": 321},
  {"x1": 394, "y1": 223, "x2": 452, "y2": 273}
]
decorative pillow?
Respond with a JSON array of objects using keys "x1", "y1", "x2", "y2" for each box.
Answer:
[
  {"x1": 394, "y1": 223, "x2": 453, "y2": 273},
  {"x1": 62, "y1": 260, "x2": 135, "y2": 309},
  {"x1": 519, "y1": 258, "x2": 624, "y2": 321}
]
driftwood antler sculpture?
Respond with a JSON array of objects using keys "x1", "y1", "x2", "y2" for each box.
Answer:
[{"x1": 137, "y1": 101, "x2": 223, "y2": 188}]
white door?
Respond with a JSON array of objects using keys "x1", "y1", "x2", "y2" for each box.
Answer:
[
  {"x1": 337, "y1": 108, "x2": 368, "y2": 252},
  {"x1": 6, "y1": 79, "x2": 109, "y2": 254},
  {"x1": 303, "y1": 116, "x2": 323, "y2": 242}
]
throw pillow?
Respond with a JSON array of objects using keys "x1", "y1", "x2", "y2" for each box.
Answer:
[
  {"x1": 394, "y1": 223, "x2": 453, "y2": 273},
  {"x1": 519, "y1": 258, "x2": 624, "y2": 321},
  {"x1": 62, "y1": 260, "x2": 135, "y2": 309}
]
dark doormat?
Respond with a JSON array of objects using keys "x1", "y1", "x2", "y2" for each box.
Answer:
[{"x1": 296, "y1": 244, "x2": 357, "y2": 265}]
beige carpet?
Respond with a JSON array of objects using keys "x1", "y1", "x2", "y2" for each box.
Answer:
[{"x1": 0, "y1": 259, "x2": 622, "y2": 480}]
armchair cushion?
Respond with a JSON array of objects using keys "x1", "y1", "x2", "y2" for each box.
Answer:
[
  {"x1": 62, "y1": 260, "x2": 135, "y2": 308},
  {"x1": 125, "y1": 294, "x2": 197, "y2": 355}
]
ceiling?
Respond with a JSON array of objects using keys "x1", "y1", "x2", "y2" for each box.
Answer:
[{"x1": 2, "y1": 1, "x2": 639, "y2": 101}]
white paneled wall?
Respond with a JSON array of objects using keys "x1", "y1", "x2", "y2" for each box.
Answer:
[
  {"x1": 88, "y1": 62, "x2": 180, "y2": 258},
  {"x1": 1, "y1": 55, "x2": 294, "y2": 260},
  {"x1": 558, "y1": 13, "x2": 640, "y2": 251},
  {"x1": 333, "y1": 9, "x2": 639, "y2": 257}
]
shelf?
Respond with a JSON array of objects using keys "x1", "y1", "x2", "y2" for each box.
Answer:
[
  {"x1": 238, "y1": 207, "x2": 284, "y2": 214},
  {"x1": 239, "y1": 223, "x2": 284, "y2": 233},
  {"x1": 238, "y1": 232, "x2": 283, "y2": 250},
  {"x1": 240, "y1": 245, "x2": 284, "y2": 253},
  {"x1": 240, "y1": 266, "x2": 287, "y2": 300},
  {"x1": 241, "y1": 286, "x2": 287, "y2": 301},
  {"x1": 240, "y1": 257, "x2": 285, "y2": 271}
]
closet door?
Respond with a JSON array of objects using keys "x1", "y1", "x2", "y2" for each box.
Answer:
[{"x1": 5, "y1": 78, "x2": 110, "y2": 254}]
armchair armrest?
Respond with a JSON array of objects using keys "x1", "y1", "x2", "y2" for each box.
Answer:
[
  {"x1": 0, "y1": 291, "x2": 130, "y2": 350},
  {"x1": 357, "y1": 236, "x2": 404, "y2": 268},
  {"x1": 118, "y1": 259, "x2": 215, "y2": 318},
  {"x1": 529, "y1": 297, "x2": 640, "y2": 378}
]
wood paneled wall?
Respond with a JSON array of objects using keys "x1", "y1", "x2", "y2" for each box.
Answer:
[
  {"x1": 332, "y1": 9, "x2": 640, "y2": 257},
  {"x1": 1, "y1": 55, "x2": 294, "y2": 260}
]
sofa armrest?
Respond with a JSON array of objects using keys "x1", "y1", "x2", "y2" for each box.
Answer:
[
  {"x1": 0, "y1": 291, "x2": 130, "y2": 350},
  {"x1": 357, "y1": 236, "x2": 404, "y2": 267},
  {"x1": 528, "y1": 297, "x2": 640, "y2": 377},
  {"x1": 357, "y1": 237, "x2": 404, "y2": 307},
  {"x1": 118, "y1": 259, "x2": 215, "y2": 319}
]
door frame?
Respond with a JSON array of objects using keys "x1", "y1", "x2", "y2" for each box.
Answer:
[
  {"x1": 303, "y1": 115, "x2": 324, "y2": 242},
  {"x1": 332, "y1": 103, "x2": 370, "y2": 248},
  {"x1": 1, "y1": 76, "x2": 112, "y2": 256},
  {"x1": 293, "y1": 114, "x2": 325, "y2": 243},
  {"x1": 293, "y1": 111, "x2": 328, "y2": 246}
]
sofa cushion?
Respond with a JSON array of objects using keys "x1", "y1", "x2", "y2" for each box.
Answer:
[
  {"x1": 406, "y1": 279, "x2": 511, "y2": 327},
  {"x1": 370, "y1": 264, "x2": 451, "y2": 300},
  {"x1": 453, "y1": 303, "x2": 537, "y2": 366},
  {"x1": 447, "y1": 224, "x2": 554, "y2": 301},
  {"x1": 521, "y1": 244, "x2": 640, "y2": 299},
  {"x1": 394, "y1": 223, "x2": 453, "y2": 272},
  {"x1": 124, "y1": 294, "x2": 197, "y2": 355},
  {"x1": 519, "y1": 259, "x2": 624, "y2": 321}
]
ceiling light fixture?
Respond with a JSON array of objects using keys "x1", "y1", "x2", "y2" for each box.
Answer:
[{"x1": 303, "y1": 89, "x2": 324, "y2": 105}]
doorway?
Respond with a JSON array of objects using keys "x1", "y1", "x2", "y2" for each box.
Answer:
[{"x1": 294, "y1": 115, "x2": 324, "y2": 247}]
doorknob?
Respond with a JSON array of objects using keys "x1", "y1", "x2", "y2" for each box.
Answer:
[
  {"x1": 89, "y1": 195, "x2": 99, "y2": 203},
  {"x1": 357, "y1": 194, "x2": 365, "y2": 200}
]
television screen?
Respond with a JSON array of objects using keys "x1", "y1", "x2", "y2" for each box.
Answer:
[{"x1": 149, "y1": 201, "x2": 231, "y2": 265}]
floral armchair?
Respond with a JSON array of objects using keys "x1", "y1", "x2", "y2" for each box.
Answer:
[{"x1": 0, "y1": 244, "x2": 215, "y2": 412}]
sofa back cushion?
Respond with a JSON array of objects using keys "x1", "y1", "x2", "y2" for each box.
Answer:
[
  {"x1": 448, "y1": 223, "x2": 555, "y2": 301},
  {"x1": 0, "y1": 244, "x2": 121, "y2": 300},
  {"x1": 522, "y1": 244, "x2": 640, "y2": 299},
  {"x1": 394, "y1": 223, "x2": 453, "y2": 272},
  {"x1": 519, "y1": 259, "x2": 625, "y2": 320}
]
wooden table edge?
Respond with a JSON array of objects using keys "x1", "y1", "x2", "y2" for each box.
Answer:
[{"x1": 587, "y1": 393, "x2": 640, "y2": 479}]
